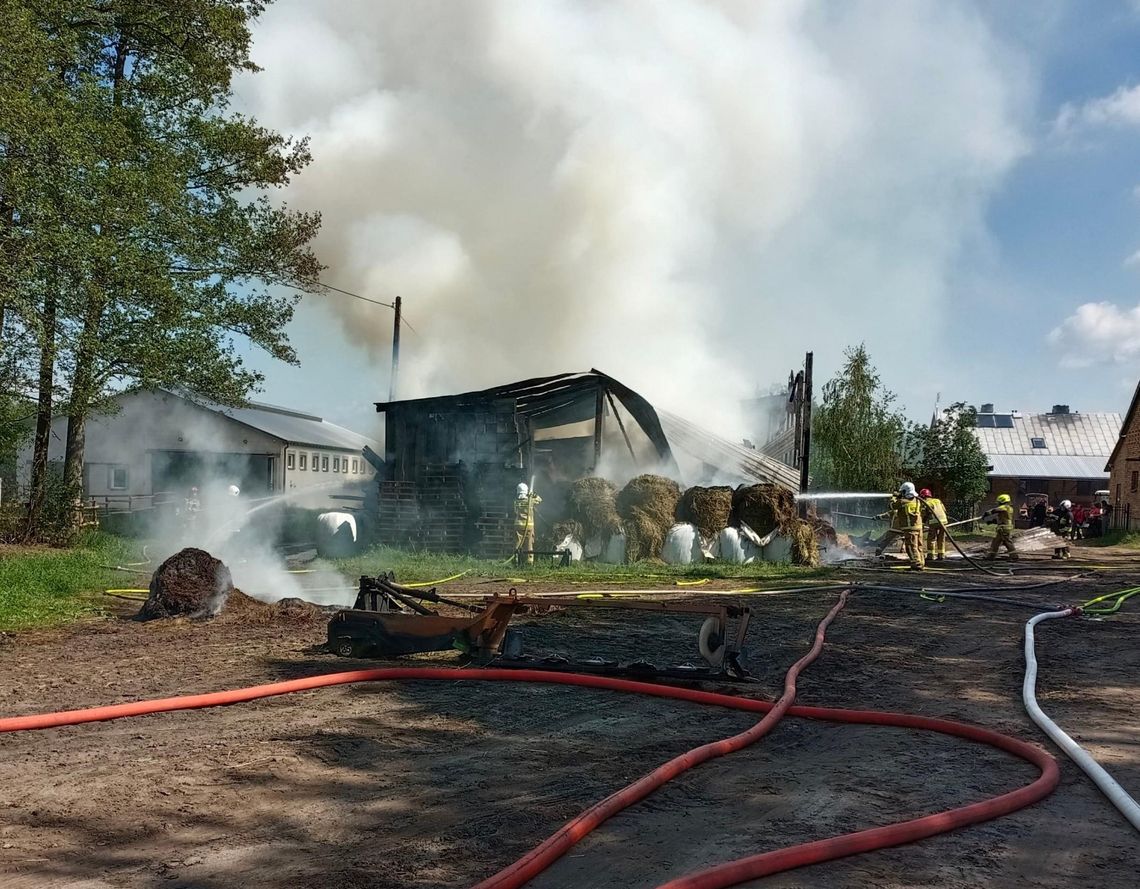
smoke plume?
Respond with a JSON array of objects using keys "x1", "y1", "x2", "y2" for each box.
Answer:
[{"x1": 236, "y1": 0, "x2": 1030, "y2": 433}]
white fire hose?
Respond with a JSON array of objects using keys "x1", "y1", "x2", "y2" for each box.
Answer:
[{"x1": 1023, "y1": 608, "x2": 1140, "y2": 832}]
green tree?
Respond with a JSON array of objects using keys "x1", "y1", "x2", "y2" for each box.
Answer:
[
  {"x1": 809, "y1": 344, "x2": 910, "y2": 492},
  {"x1": 2, "y1": 1, "x2": 323, "y2": 537},
  {"x1": 912, "y1": 403, "x2": 990, "y2": 505}
]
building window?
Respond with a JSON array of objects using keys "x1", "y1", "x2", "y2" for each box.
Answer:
[
  {"x1": 333, "y1": 456, "x2": 340, "y2": 472},
  {"x1": 1030, "y1": 437, "x2": 1046, "y2": 449},
  {"x1": 286, "y1": 451, "x2": 295, "y2": 470},
  {"x1": 312, "y1": 452, "x2": 319, "y2": 472},
  {"x1": 299, "y1": 453, "x2": 307, "y2": 471},
  {"x1": 109, "y1": 465, "x2": 129, "y2": 490},
  {"x1": 322, "y1": 455, "x2": 329, "y2": 472},
  {"x1": 1132, "y1": 472, "x2": 1138, "y2": 494}
]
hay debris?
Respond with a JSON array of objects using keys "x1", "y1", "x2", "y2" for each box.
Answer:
[
  {"x1": 676, "y1": 486, "x2": 733, "y2": 538},
  {"x1": 616, "y1": 475, "x2": 681, "y2": 562},
  {"x1": 138, "y1": 547, "x2": 233, "y2": 621},
  {"x1": 789, "y1": 520, "x2": 820, "y2": 567}
]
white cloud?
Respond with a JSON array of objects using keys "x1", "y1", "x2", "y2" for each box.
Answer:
[
  {"x1": 235, "y1": 0, "x2": 1031, "y2": 434},
  {"x1": 1125, "y1": 248, "x2": 1140, "y2": 267},
  {"x1": 1054, "y1": 83, "x2": 1140, "y2": 136},
  {"x1": 1047, "y1": 301, "x2": 1140, "y2": 367}
]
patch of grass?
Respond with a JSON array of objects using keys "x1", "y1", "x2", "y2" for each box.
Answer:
[
  {"x1": 0, "y1": 532, "x2": 142, "y2": 631},
  {"x1": 1083, "y1": 529, "x2": 1140, "y2": 548},
  {"x1": 331, "y1": 545, "x2": 836, "y2": 585}
]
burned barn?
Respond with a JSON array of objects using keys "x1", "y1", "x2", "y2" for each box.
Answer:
[{"x1": 374, "y1": 371, "x2": 798, "y2": 556}]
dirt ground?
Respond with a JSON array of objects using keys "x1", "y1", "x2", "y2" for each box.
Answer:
[{"x1": 1, "y1": 548, "x2": 1138, "y2": 888}]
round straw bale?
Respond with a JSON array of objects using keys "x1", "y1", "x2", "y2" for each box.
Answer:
[
  {"x1": 565, "y1": 477, "x2": 621, "y2": 540},
  {"x1": 676, "y1": 486, "x2": 733, "y2": 538},
  {"x1": 731, "y1": 484, "x2": 798, "y2": 537}
]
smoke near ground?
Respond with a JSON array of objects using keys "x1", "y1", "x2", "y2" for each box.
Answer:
[{"x1": 235, "y1": 0, "x2": 1031, "y2": 433}]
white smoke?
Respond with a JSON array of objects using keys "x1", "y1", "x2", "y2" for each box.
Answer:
[{"x1": 235, "y1": 0, "x2": 1030, "y2": 434}]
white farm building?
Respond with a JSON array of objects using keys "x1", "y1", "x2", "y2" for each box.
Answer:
[{"x1": 17, "y1": 389, "x2": 380, "y2": 509}]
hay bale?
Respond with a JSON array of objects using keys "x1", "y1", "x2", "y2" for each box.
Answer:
[
  {"x1": 731, "y1": 484, "x2": 798, "y2": 537},
  {"x1": 622, "y1": 509, "x2": 667, "y2": 563},
  {"x1": 676, "y1": 486, "x2": 733, "y2": 538},
  {"x1": 789, "y1": 520, "x2": 820, "y2": 567},
  {"x1": 552, "y1": 518, "x2": 585, "y2": 545},
  {"x1": 565, "y1": 477, "x2": 622, "y2": 541},
  {"x1": 616, "y1": 475, "x2": 682, "y2": 563},
  {"x1": 138, "y1": 547, "x2": 233, "y2": 620}
]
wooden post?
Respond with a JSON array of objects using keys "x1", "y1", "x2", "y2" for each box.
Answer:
[
  {"x1": 605, "y1": 390, "x2": 638, "y2": 464},
  {"x1": 388, "y1": 295, "x2": 402, "y2": 402},
  {"x1": 799, "y1": 351, "x2": 813, "y2": 501},
  {"x1": 593, "y1": 383, "x2": 604, "y2": 470}
]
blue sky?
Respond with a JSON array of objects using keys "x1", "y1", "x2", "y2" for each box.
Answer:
[{"x1": 233, "y1": 1, "x2": 1140, "y2": 437}]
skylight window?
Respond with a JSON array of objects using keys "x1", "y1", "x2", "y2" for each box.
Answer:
[{"x1": 1031, "y1": 437, "x2": 1046, "y2": 449}]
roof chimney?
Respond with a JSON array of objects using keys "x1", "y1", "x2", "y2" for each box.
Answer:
[
  {"x1": 980, "y1": 402, "x2": 994, "y2": 414},
  {"x1": 1050, "y1": 404, "x2": 1070, "y2": 415}
]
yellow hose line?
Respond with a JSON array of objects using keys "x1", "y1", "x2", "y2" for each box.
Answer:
[
  {"x1": 675, "y1": 578, "x2": 710, "y2": 587},
  {"x1": 105, "y1": 588, "x2": 149, "y2": 594},
  {"x1": 403, "y1": 571, "x2": 471, "y2": 588}
]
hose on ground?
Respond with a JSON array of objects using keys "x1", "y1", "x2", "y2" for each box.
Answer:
[
  {"x1": 1081, "y1": 586, "x2": 1140, "y2": 615},
  {"x1": 473, "y1": 592, "x2": 849, "y2": 889},
  {"x1": 1024, "y1": 608, "x2": 1140, "y2": 832},
  {"x1": 0, "y1": 641, "x2": 1060, "y2": 887},
  {"x1": 920, "y1": 496, "x2": 1011, "y2": 578}
]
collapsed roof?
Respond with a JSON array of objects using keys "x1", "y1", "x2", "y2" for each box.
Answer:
[{"x1": 376, "y1": 370, "x2": 799, "y2": 490}]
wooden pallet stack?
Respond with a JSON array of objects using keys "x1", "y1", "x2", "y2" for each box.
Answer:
[
  {"x1": 417, "y1": 463, "x2": 468, "y2": 553},
  {"x1": 377, "y1": 481, "x2": 420, "y2": 547},
  {"x1": 475, "y1": 504, "x2": 516, "y2": 559}
]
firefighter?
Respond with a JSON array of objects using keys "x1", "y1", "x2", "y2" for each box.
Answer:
[
  {"x1": 1051, "y1": 499, "x2": 1073, "y2": 560},
  {"x1": 982, "y1": 493, "x2": 1018, "y2": 560},
  {"x1": 919, "y1": 488, "x2": 948, "y2": 561},
  {"x1": 874, "y1": 491, "x2": 902, "y2": 556},
  {"x1": 514, "y1": 482, "x2": 542, "y2": 564},
  {"x1": 892, "y1": 482, "x2": 925, "y2": 570}
]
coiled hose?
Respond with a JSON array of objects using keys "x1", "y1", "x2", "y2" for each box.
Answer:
[{"x1": 1024, "y1": 608, "x2": 1140, "y2": 832}]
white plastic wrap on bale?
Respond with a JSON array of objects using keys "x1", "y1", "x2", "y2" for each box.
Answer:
[
  {"x1": 600, "y1": 531, "x2": 626, "y2": 564},
  {"x1": 662, "y1": 523, "x2": 702, "y2": 565},
  {"x1": 316, "y1": 511, "x2": 359, "y2": 558},
  {"x1": 716, "y1": 527, "x2": 762, "y2": 564},
  {"x1": 583, "y1": 535, "x2": 604, "y2": 560},
  {"x1": 555, "y1": 534, "x2": 584, "y2": 563},
  {"x1": 763, "y1": 534, "x2": 793, "y2": 563}
]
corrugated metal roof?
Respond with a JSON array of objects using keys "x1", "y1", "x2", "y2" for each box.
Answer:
[
  {"x1": 194, "y1": 398, "x2": 379, "y2": 452},
  {"x1": 972, "y1": 411, "x2": 1121, "y2": 457},
  {"x1": 988, "y1": 454, "x2": 1110, "y2": 480},
  {"x1": 659, "y1": 411, "x2": 801, "y2": 490}
]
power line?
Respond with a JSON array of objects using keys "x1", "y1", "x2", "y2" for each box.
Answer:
[
  {"x1": 310, "y1": 280, "x2": 418, "y2": 335},
  {"x1": 315, "y1": 280, "x2": 395, "y2": 309}
]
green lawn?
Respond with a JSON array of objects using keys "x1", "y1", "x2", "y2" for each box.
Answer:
[
  {"x1": 1083, "y1": 529, "x2": 1140, "y2": 548},
  {"x1": 331, "y1": 545, "x2": 835, "y2": 586},
  {"x1": 0, "y1": 532, "x2": 142, "y2": 631}
]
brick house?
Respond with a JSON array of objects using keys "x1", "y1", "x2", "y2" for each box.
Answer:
[{"x1": 1105, "y1": 381, "x2": 1140, "y2": 524}]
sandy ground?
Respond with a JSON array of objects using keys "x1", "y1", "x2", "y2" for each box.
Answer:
[{"x1": 1, "y1": 549, "x2": 1138, "y2": 888}]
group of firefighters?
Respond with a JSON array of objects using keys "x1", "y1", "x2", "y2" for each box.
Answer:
[{"x1": 874, "y1": 482, "x2": 1080, "y2": 570}]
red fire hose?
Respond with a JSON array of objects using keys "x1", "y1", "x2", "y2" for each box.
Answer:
[{"x1": 0, "y1": 601, "x2": 1058, "y2": 889}]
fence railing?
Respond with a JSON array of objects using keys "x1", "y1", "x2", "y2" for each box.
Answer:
[{"x1": 85, "y1": 492, "x2": 179, "y2": 515}]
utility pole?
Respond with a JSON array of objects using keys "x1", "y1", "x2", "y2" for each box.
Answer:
[
  {"x1": 388, "y1": 295, "x2": 402, "y2": 402},
  {"x1": 799, "y1": 351, "x2": 813, "y2": 502}
]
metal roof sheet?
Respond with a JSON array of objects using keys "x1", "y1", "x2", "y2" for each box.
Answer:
[
  {"x1": 972, "y1": 412, "x2": 1121, "y2": 457},
  {"x1": 987, "y1": 454, "x2": 1110, "y2": 480},
  {"x1": 659, "y1": 411, "x2": 801, "y2": 490},
  {"x1": 194, "y1": 398, "x2": 379, "y2": 452}
]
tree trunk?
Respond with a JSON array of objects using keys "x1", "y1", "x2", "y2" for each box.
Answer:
[{"x1": 23, "y1": 289, "x2": 57, "y2": 541}]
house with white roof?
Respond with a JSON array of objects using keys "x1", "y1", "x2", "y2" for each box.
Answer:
[
  {"x1": 970, "y1": 403, "x2": 1121, "y2": 507},
  {"x1": 16, "y1": 389, "x2": 381, "y2": 509}
]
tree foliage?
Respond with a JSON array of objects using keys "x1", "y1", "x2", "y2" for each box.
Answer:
[
  {"x1": 809, "y1": 344, "x2": 911, "y2": 493},
  {"x1": 0, "y1": 1, "x2": 323, "y2": 536},
  {"x1": 910, "y1": 403, "x2": 990, "y2": 504}
]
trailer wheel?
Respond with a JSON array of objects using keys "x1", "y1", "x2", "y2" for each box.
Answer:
[
  {"x1": 698, "y1": 617, "x2": 726, "y2": 668},
  {"x1": 334, "y1": 638, "x2": 359, "y2": 658}
]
